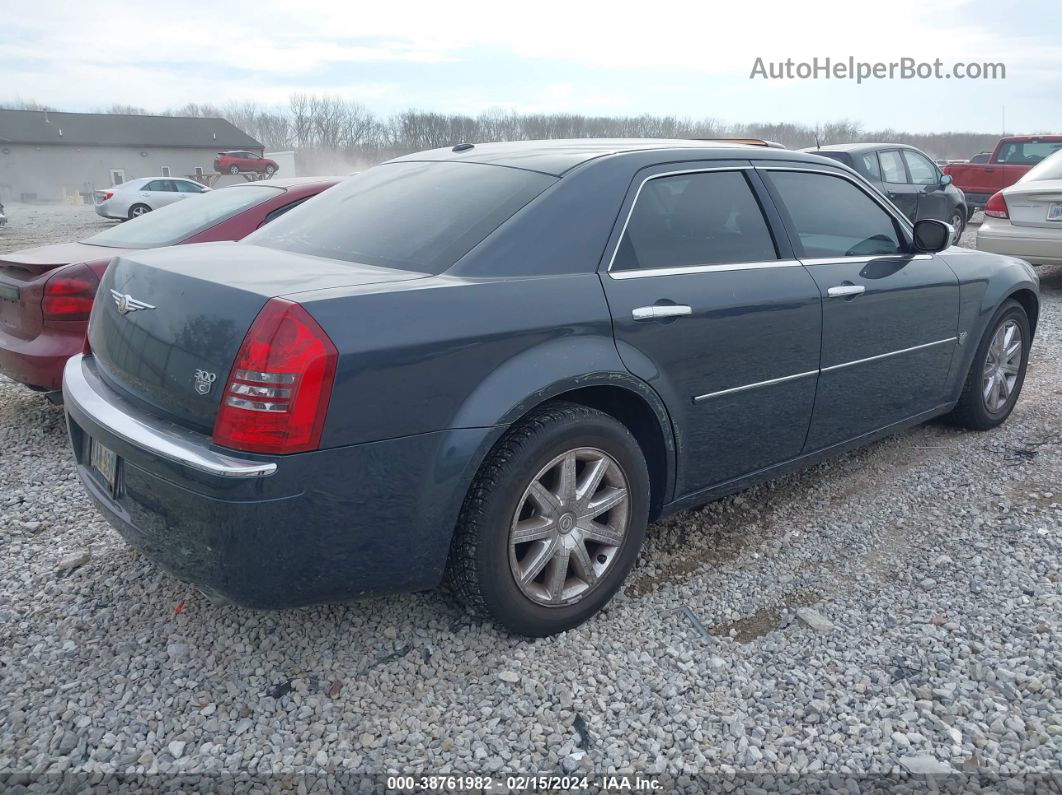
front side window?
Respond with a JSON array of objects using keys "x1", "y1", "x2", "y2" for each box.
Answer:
[
  {"x1": 903, "y1": 151, "x2": 939, "y2": 185},
  {"x1": 247, "y1": 162, "x2": 556, "y2": 274},
  {"x1": 612, "y1": 170, "x2": 777, "y2": 271},
  {"x1": 879, "y1": 150, "x2": 908, "y2": 184},
  {"x1": 768, "y1": 171, "x2": 904, "y2": 259}
]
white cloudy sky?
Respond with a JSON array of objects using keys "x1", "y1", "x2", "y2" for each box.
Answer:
[{"x1": 3, "y1": 0, "x2": 1061, "y2": 132}]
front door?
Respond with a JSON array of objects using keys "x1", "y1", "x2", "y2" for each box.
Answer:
[
  {"x1": 903, "y1": 149, "x2": 950, "y2": 223},
  {"x1": 762, "y1": 168, "x2": 960, "y2": 451},
  {"x1": 601, "y1": 165, "x2": 822, "y2": 498}
]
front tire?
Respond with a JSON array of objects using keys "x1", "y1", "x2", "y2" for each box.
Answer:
[
  {"x1": 264, "y1": 165, "x2": 276, "y2": 176},
  {"x1": 448, "y1": 402, "x2": 650, "y2": 636},
  {"x1": 944, "y1": 299, "x2": 1030, "y2": 430}
]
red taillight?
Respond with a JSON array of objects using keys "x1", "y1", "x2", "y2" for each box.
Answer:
[
  {"x1": 984, "y1": 192, "x2": 1009, "y2": 219},
  {"x1": 42, "y1": 263, "x2": 99, "y2": 321},
  {"x1": 212, "y1": 298, "x2": 337, "y2": 454}
]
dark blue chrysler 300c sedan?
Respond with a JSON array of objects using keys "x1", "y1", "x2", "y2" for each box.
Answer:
[{"x1": 64, "y1": 139, "x2": 1039, "y2": 636}]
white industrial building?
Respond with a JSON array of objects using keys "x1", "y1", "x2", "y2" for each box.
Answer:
[{"x1": 0, "y1": 109, "x2": 263, "y2": 203}]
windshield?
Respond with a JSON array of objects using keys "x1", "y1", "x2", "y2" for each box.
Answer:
[
  {"x1": 1019, "y1": 149, "x2": 1062, "y2": 183},
  {"x1": 84, "y1": 185, "x2": 283, "y2": 248},
  {"x1": 245, "y1": 161, "x2": 556, "y2": 274}
]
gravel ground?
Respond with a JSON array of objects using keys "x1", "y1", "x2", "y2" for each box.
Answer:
[{"x1": 0, "y1": 204, "x2": 1060, "y2": 788}]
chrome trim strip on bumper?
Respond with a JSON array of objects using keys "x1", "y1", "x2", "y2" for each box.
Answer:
[
  {"x1": 820, "y1": 337, "x2": 958, "y2": 373},
  {"x1": 63, "y1": 354, "x2": 277, "y2": 479},
  {"x1": 693, "y1": 369, "x2": 819, "y2": 403},
  {"x1": 691, "y1": 337, "x2": 958, "y2": 404}
]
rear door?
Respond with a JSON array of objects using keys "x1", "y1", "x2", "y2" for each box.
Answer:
[
  {"x1": 600, "y1": 163, "x2": 822, "y2": 498},
  {"x1": 878, "y1": 149, "x2": 919, "y2": 220},
  {"x1": 761, "y1": 166, "x2": 959, "y2": 451},
  {"x1": 143, "y1": 179, "x2": 181, "y2": 208}
]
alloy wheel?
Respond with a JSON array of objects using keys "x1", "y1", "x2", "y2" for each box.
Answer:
[
  {"x1": 950, "y1": 212, "x2": 964, "y2": 245},
  {"x1": 508, "y1": 447, "x2": 630, "y2": 607},
  {"x1": 982, "y1": 319, "x2": 1022, "y2": 413}
]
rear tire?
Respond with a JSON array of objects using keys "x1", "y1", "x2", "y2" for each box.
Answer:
[
  {"x1": 448, "y1": 401, "x2": 650, "y2": 636},
  {"x1": 944, "y1": 299, "x2": 1030, "y2": 430},
  {"x1": 229, "y1": 165, "x2": 240, "y2": 175},
  {"x1": 948, "y1": 209, "x2": 965, "y2": 245},
  {"x1": 127, "y1": 203, "x2": 150, "y2": 219}
]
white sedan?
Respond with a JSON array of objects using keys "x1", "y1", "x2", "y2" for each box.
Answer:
[
  {"x1": 93, "y1": 177, "x2": 211, "y2": 221},
  {"x1": 976, "y1": 150, "x2": 1062, "y2": 266}
]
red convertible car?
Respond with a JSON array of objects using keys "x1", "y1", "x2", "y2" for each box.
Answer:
[{"x1": 0, "y1": 177, "x2": 339, "y2": 394}]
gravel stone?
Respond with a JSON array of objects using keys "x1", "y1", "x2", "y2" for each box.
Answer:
[
  {"x1": 56, "y1": 550, "x2": 90, "y2": 571},
  {"x1": 0, "y1": 207, "x2": 1059, "y2": 779}
]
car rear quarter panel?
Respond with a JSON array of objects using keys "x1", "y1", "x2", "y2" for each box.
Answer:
[{"x1": 303, "y1": 273, "x2": 635, "y2": 446}]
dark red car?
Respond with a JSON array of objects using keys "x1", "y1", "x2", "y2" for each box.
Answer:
[
  {"x1": 214, "y1": 150, "x2": 279, "y2": 176},
  {"x1": 0, "y1": 177, "x2": 340, "y2": 394}
]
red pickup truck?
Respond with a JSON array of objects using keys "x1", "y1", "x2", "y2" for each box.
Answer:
[{"x1": 944, "y1": 136, "x2": 1062, "y2": 214}]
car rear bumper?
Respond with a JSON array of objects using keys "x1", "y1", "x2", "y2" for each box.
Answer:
[
  {"x1": 976, "y1": 221, "x2": 1062, "y2": 265},
  {"x1": 63, "y1": 354, "x2": 496, "y2": 607},
  {"x1": 0, "y1": 321, "x2": 84, "y2": 390},
  {"x1": 94, "y1": 202, "x2": 123, "y2": 220}
]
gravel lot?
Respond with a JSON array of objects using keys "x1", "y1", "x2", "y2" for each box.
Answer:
[{"x1": 1, "y1": 204, "x2": 1059, "y2": 787}]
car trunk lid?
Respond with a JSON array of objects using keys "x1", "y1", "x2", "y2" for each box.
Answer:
[
  {"x1": 0, "y1": 243, "x2": 116, "y2": 338},
  {"x1": 1004, "y1": 179, "x2": 1062, "y2": 228},
  {"x1": 88, "y1": 241, "x2": 427, "y2": 432}
]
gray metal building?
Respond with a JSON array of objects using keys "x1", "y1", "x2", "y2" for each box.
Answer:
[{"x1": 0, "y1": 109, "x2": 262, "y2": 202}]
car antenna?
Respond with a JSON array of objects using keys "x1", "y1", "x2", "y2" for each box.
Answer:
[{"x1": 452, "y1": 142, "x2": 474, "y2": 152}]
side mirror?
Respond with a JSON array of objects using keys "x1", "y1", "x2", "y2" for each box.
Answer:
[
  {"x1": 913, "y1": 219, "x2": 951, "y2": 253},
  {"x1": 940, "y1": 174, "x2": 953, "y2": 188}
]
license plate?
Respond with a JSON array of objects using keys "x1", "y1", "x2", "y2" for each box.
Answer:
[
  {"x1": 89, "y1": 438, "x2": 119, "y2": 497},
  {"x1": 1048, "y1": 203, "x2": 1062, "y2": 221}
]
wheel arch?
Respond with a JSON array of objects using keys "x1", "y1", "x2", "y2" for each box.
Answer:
[{"x1": 1006, "y1": 287, "x2": 1039, "y2": 339}]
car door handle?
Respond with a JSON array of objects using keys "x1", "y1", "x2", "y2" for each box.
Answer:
[
  {"x1": 827, "y1": 285, "x2": 865, "y2": 298},
  {"x1": 632, "y1": 305, "x2": 692, "y2": 321}
]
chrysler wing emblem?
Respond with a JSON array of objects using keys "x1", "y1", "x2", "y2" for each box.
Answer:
[{"x1": 110, "y1": 289, "x2": 155, "y2": 315}]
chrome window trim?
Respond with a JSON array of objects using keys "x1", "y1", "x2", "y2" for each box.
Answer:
[
  {"x1": 63, "y1": 354, "x2": 277, "y2": 479},
  {"x1": 605, "y1": 165, "x2": 787, "y2": 278},
  {"x1": 800, "y1": 254, "x2": 933, "y2": 266},
  {"x1": 820, "y1": 337, "x2": 958, "y2": 374},
  {"x1": 609, "y1": 258, "x2": 801, "y2": 280},
  {"x1": 691, "y1": 337, "x2": 957, "y2": 404},
  {"x1": 693, "y1": 369, "x2": 818, "y2": 403}
]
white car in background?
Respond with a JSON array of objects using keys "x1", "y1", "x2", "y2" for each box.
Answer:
[
  {"x1": 976, "y1": 150, "x2": 1062, "y2": 266},
  {"x1": 93, "y1": 177, "x2": 211, "y2": 221}
]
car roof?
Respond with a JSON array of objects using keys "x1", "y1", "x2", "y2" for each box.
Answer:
[
  {"x1": 390, "y1": 138, "x2": 825, "y2": 177},
  {"x1": 803, "y1": 142, "x2": 923, "y2": 154}
]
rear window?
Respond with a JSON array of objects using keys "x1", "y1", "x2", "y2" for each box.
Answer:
[
  {"x1": 1019, "y1": 149, "x2": 1062, "y2": 183},
  {"x1": 85, "y1": 186, "x2": 283, "y2": 249},
  {"x1": 245, "y1": 162, "x2": 556, "y2": 274},
  {"x1": 812, "y1": 151, "x2": 852, "y2": 168},
  {"x1": 997, "y1": 141, "x2": 1062, "y2": 165}
]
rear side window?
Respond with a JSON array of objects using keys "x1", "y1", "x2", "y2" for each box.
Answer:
[
  {"x1": 879, "y1": 150, "x2": 908, "y2": 183},
  {"x1": 612, "y1": 171, "x2": 777, "y2": 271},
  {"x1": 768, "y1": 171, "x2": 904, "y2": 259},
  {"x1": 247, "y1": 162, "x2": 556, "y2": 274},
  {"x1": 862, "y1": 152, "x2": 882, "y2": 180}
]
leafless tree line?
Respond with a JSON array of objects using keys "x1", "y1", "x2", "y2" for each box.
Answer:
[{"x1": 3, "y1": 95, "x2": 1005, "y2": 163}]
